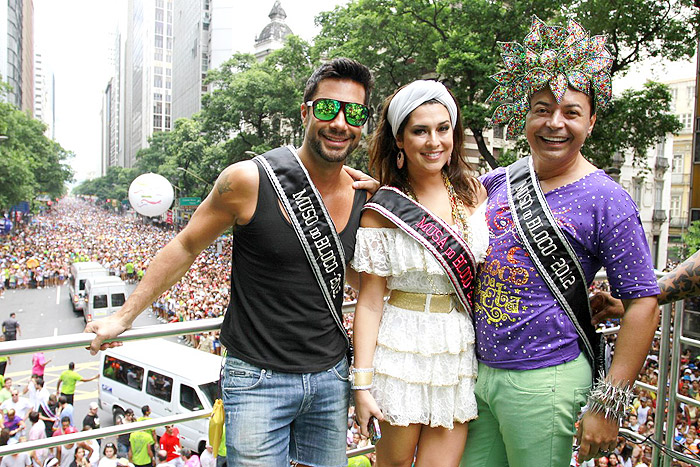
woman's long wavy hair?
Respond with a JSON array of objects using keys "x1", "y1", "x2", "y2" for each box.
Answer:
[{"x1": 368, "y1": 84, "x2": 480, "y2": 207}]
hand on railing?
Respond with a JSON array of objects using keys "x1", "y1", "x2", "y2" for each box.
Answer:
[{"x1": 84, "y1": 314, "x2": 132, "y2": 355}]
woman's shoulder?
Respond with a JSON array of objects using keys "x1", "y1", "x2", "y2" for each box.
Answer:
[{"x1": 360, "y1": 208, "x2": 397, "y2": 229}]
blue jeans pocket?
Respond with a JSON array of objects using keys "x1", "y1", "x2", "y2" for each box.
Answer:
[
  {"x1": 223, "y1": 358, "x2": 265, "y2": 391},
  {"x1": 328, "y1": 357, "x2": 349, "y2": 382}
]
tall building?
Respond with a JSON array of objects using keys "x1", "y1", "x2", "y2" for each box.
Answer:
[
  {"x1": 101, "y1": 32, "x2": 124, "y2": 175},
  {"x1": 33, "y1": 52, "x2": 54, "y2": 138},
  {"x1": 1, "y1": 0, "x2": 32, "y2": 112},
  {"x1": 254, "y1": 1, "x2": 292, "y2": 61},
  {"x1": 171, "y1": 0, "x2": 290, "y2": 122},
  {"x1": 123, "y1": 0, "x2": 174, "y2": 168},
  {"x1": 20, "y1": 0, "x2": 33, "y2": 115},
  {"x1": 171, "y1": 0, "x2": 211, "y2": 122},
  {"x1": 665, "y1": 77, "x2": 696, "y2": 259},
  {"x1": 107, "y1": 0, "x2": 292, "y2": 167}
]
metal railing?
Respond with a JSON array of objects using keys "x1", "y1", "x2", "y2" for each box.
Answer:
[
  {"x1": 0, "y1": 303, "x2": 371, "y2": 459},
  {"x1": 0, "y1": 298, "x2": 698, "y2": 466}
]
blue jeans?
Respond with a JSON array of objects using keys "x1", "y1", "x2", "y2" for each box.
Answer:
[{"x1": 222, "y1": 355, "x2": 350, "y2": 467}]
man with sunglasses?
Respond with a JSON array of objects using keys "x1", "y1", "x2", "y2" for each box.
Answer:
[{"x1": 86, "y1": 57, "x2": 375, "y2": 467}]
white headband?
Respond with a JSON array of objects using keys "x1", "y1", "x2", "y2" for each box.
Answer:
[{"x1": 387, "y1": 80, "x2": 458, "y2": 137}]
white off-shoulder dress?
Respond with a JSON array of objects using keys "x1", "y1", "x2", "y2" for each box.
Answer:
[{"x1": 350, "y1": 201, "x2": 489, "y2": 429}]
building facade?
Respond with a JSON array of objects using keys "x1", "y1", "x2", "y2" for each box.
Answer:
[
  {"x1": 123, "y1": 0, "x2": 174, "y2": 168},
  {"x1": 171, "y1": 0, "x2": 210, "y2": 122},
  {"x1": 20, "y1": 0, "x2": 33, "y2": 115},
  {"x1": 1, "y1": 0, "x2": 28, "y2": 111},
  {"x1": 254, "y1": 1, "x2": 292, "y2": 61},
  {"x1": 33, "y1": 52, "x2": 54, "y2": 138},
  {"x1": 665, "y1": 77, "x2": 696, "y2": 260},
  {"x1": 613, "y1": 138, "x2": 673, "y2": 270},
  {"x1": 101, "y1": 32, "x2": 125, "y2": 175}
]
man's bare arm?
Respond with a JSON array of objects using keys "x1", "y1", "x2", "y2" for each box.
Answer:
[
  {"x1": 591, "y1": 250, "x2": 700, "y2": 324},
  {"x1": 578, "y1": 296, "x2": 659, "y2": 461},
  {"x1": 85, "y1": 162, "x2": 259, "y2": 354},
  {"x1": 657, "y1": 250, "x2": 700, "y2": 305}
]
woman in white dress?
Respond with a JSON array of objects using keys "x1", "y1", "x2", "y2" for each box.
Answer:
[{"x1": 351, "y1": 80, "x2": 489, "y2": 466}]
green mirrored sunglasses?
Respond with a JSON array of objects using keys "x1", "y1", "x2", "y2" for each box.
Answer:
[{"x1": 306, "y1": 98, "x2": 369, "y2": 127}]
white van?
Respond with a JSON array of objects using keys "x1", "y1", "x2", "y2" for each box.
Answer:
[
  {"x1": 98, "y1": 339, "x2": 221, "y2": 453},
  {"x1": 84, "y1": 276, "x2": 128, "y2": 322},
  {"x1": 69, "y1": 262, "x2": 109, "y2": 312}
]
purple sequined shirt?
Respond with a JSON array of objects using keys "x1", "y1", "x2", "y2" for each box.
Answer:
[{"x1": 475, "y1": 167, "x2": 659, "y2": 370}]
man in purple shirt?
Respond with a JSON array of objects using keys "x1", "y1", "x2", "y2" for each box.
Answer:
[{"x1": 461, "y1": 17, "x2": 659, "y2": 466}]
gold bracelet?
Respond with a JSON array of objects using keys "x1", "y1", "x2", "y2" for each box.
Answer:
[{"x1": 350, "y1": 368, "x2": 374, "y2": 390}]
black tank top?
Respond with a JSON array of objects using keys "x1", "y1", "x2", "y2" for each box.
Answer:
[{"x1": 219, "y1": 160, "x2": 365, "y2": 372}]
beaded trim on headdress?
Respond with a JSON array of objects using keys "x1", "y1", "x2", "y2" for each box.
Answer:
[{"x1": 486, "y1": 15, "x2": 613, "y2": 139}]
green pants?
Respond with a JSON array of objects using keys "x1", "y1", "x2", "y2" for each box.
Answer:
[{"x1": 461, "y1": 354, "x2": 591, "y2": 467}]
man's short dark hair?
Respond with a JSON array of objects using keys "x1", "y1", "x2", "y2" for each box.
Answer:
[
  {"x1": 68, "y1": 362, "x2": 75, "y2": 370},
  {"x1": 58, "y1": 396, "x2": 67, "y2": 405},
  {"x1": 141, "y1": 405, "x2": 150, "y2": 416},
  {"x1": 35, "y1": 377, "x2": 44, "y2": 388},
  {"x1": 156, "y1": 450, "x2": 168, "y2": 463},
  {"x1": 303, "y1": 58, "x2": 373, "y2": 106},
  {"x1": 61, "y1": 416, "x2": 71, "y2": 424}
]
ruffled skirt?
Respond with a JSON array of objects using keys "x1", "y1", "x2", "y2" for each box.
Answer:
[{"x1": 370, "y1": 301, "x2": 478, "y2": 429}]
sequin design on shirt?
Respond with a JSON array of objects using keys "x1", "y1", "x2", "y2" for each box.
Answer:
[{"x1": 474, "y1": 167, "x2": 659, "y2": 370}]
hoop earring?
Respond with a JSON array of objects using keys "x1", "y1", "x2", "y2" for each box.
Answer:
[{"x1": 397, "y1": 150, "x2": 405, "y2": 170}]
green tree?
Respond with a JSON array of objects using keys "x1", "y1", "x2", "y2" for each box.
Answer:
[
  {"x1": 73, "y1": 166, "x2": 138, "y2": 202},
  {"x1": 201, "y1": 37, "x2": 314, "y2": 164},
  {"x1": 573, "y1": 0, "x2": 699, "y2": 74},
  {"x1": 682, "y1": 221, "x2": 700, "y2": 257},
  {"x1": 584, "y1": 81, "x2": 683, "y2": 170},
  {"x1": 0, "y1": 101, "x2": 73, "y2": 209}
]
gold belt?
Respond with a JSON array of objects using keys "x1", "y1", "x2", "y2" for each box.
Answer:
[{"x1": 387, "y1": 290, "x2": 456, "y2": 314}]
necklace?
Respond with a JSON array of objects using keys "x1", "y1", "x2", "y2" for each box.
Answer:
[
  {"x1": 406, "y1": 173, "x2": 472, "y2": 243},
  {"x1": 405, "y1": 173, "x2": 472, "y2": 295}
]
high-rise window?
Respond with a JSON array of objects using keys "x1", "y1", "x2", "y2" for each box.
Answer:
[
  {"x1": 654, "y1": 181, "x2": 664, "y2": 210},
  {"x1": 679, "y1": 113, "x2": 692, "y2": 132},
  {"x1": 670, "y1": 195, "x2": 682, "y2": 218},
  {"x1": 672, "y1": 154, "x2": 683, "y2": 174},
  {"x1": 633, "y1": 180, "x2": 643, "y2": 206}
]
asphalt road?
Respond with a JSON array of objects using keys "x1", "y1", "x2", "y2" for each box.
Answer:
[{"x1": 0, "y1": 281, "x2": 156, "y2": 428}]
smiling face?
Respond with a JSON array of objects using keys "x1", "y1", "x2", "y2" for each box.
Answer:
[
  {"x1": 396, "y1": 102, "x2": 453, "y2": 180},
  {"x1": 525, "y1": 87, "x2": 596, "y2": 166},
  {"x1": 301, "y1": 78, "x2": 366, "y2": 165}
]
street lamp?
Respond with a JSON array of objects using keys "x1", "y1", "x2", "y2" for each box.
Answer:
[{"x1": 176, "y1": 167, "x2": 212, "y2": 187}]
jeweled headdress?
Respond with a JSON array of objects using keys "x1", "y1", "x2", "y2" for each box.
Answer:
[{"x1": 487, "y1": 16, "x2": 613, "y2": 139}]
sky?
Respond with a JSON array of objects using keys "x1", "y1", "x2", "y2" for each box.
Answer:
[{"x1": 33, "y1": 0, "x2": 347, "y2": 183}]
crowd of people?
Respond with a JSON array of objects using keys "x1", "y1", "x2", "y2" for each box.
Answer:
[
  {"x1": 569, "y1": 334, "x2": 700, "y2": 467},
  {"x1": 0, "y1": 198, "x2": 359, "y2": 351}
]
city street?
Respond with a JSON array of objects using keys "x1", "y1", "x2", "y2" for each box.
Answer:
[{"x1": 0, "y1": 281, "x2": 155, "y2": 427}]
